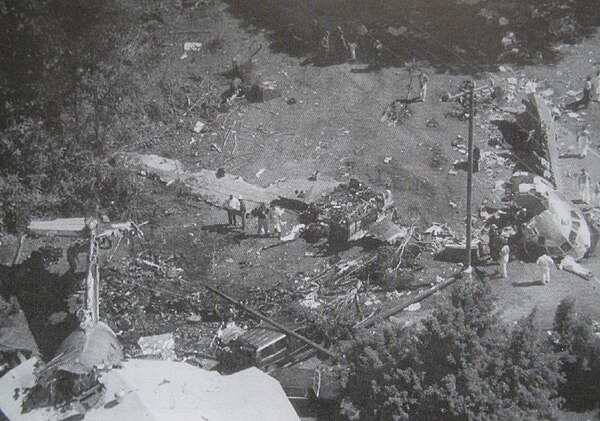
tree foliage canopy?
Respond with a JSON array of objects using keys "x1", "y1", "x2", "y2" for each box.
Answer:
[
  {"x1": 341, "y1": 282, "x2": 563, "y2": 420},
  {"x1": 553, "y1": 298, "x2": 600, "y2": 411},
  {"x1": 0, "y1": 0, "x2": 162, "y2": 230}
]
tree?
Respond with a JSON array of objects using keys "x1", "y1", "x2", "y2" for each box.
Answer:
[
  {"x1": 553, "y1": 298, "x2": 600, "y2": 410},
  {"x1": 342, "y1": 282, "x2": 563, "y2": 420},
  {"x1": 0, "y1": 0, "x2": 154, "y2": 230}
]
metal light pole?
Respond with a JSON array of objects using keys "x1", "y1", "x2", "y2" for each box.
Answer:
[{"x1": 465, "y1": 81, "x2": 475, "y2": 274}]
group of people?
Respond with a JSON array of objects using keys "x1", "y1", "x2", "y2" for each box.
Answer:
[
  {"x1": 222, "y1": 195, "x2": 284, "y2": 238},
  {"x1": 493, "y1": 240, "x2": 554, "y2": 285},
  {"x1": 574, "y1": 125, "x2": 598, "y2": 206},
  {"x1": 312, "y1": 22, "x2": 388, "y2": 68},
  {"x1": 317, "y1": 25, "x2": 358, "y2": 65},
  {"x1": 485, "y1": 223, "x2": 554, "y2": 285}
]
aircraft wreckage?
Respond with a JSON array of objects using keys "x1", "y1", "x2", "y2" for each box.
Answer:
[{"x1": 498, "y1": 94, "x2": 595, "y2": 261}]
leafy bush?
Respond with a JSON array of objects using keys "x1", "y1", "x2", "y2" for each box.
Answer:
[
  {"x1": 0, "y1": 0, "x2": 155, "y2": 231},
  {"x1": 553, "y1": 298, "x2": 600, "y2": 410},
  {"x1": 341, "y1": 282, "x2": 563, "y2": 420}
]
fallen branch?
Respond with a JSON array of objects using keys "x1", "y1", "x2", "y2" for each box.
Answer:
[
  {"x1": 223, "y1": 120, "x2": 236, "y2": 148},
  {"x1": 394, "y1": 224, "x2": 418, "y2": 271},
  {"x1": 354, "y1": 274, "x2": 461, "y2": 329},
  {"x1": 248, "y1": 103, "x2": 279, "y2": 116}
]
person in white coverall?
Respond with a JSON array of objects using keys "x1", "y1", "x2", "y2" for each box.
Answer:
[
  {"x1": 536, "y1": 254, "x2": 554, "y2": 285},
  {"x1": 499, "y1": 244, "x2": 510, "y2": 278}
]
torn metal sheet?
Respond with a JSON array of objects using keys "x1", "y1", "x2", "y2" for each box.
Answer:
[
  {"x1": 265, "y1": 177, "x2": 340, "y2": 206},
  {"x1": 184, "y1": 169, "x2": 279, "y2": 206},
  {"x1": 121, "y1": 153, "x2": 185, "y2": 184},
  {"x1": 0, "y1": 296, "x2": 39, "y2": 355},
  {"x1": 558, "y1": 256, "x2": 594, "y2": 280},
  {"x1": 137, "y1": 333, "x2": 176, "y2": 361},
  {"x1": 27, "y1": 218, "x2": 92, "y2": 237},
  {"x1": 350, "y1": 215, "x2": 407, "y2": 243},
  {"x1": 519, "y1": 94, "x2": 563, "y2": 190},
  {"x1": 38, "y1": 322, "x2": 123, "y2": 380},
  {"x1": 0, "y1": 359, "x2": 300, "y2": 421},
  {"x1": 511, "y1": 174, "x2": 592, "y2": 261},
  {"x1": 121, "y1": 153, "x2": 339, "y2": 209}
]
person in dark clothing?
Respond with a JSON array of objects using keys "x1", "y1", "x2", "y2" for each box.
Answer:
[
  {"x1": 334, "y1": 26, "x2": 348, "y2": 62},
  {"x1": 312, "y1": 19, "x2": 321, "y2": 50},
  {"x1": 582, "y1": 76, "x2": 593, "y2": 108},
  {"x1": 372, "y1": 39, "x2": 383, "y2": 69},
  {"x1": 473, "y1": 146, "x2": 481, "y2": 173},
  {"x1": 320, "y1": 31, "x2": 331, "y2": 65},
  {"x1": 567, "y1": 76, "x2": 593, "y2": 111},
  {"x1": 254, "y1": 202, "x2": 269, "y2": 236}
]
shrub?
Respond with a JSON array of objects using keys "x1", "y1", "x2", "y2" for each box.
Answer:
[
  {"x1": 341, "y1": 282, "x2": 563, "y2": 420},
  {"x1": 553, "y1": 298, "x2": 600, "y2": 410}
]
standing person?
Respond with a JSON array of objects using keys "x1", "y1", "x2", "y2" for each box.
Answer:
[
  {"x1": 594, "y1": 181, "x2": 600, "y2": 206},
  {"x1": 348, "y1": 40, "x2": 357, "y2": 62},
  {"x1": 577, "y1": 125, "x2": 590, "y2": 158},
  {"x1": 223, "y1": 195, "x2": 235, "y2": 225},
  {"x1": 320, "y1": 31, "x2": 330, "y2": 65},
  {"x1": 419, "y1": 73, "x2": 429, "y2": 101},
  {"x1": 284, "y1": 23, "x2": 296, "y2": 53},
  {"x1": 228, "y1": 194, "x2": 240, "y2": 226},
  {"x1": 238, "y1": 195, "x2": 246, "y2": 231},
  {"x1": 536, "y1": 254, "x2": 554, "y2": 285},
  {"x1": 595, "y1": 70, "x2": 600, "y2": 102},
  {"x1": 383, "y1": 189, "x2": 394, "y2": 211},
  {"x1": 67, "y1": 241, "x2": 83, "y2": 273},
  {"x1": 578, "y1": 168, "x2": 592, "y2": 204},
  {"x1": 473, "y1": 146, "x2": 481, "y2": 173},
  {"x1": 311, "y1": 19, "x2": 321, "y2": 50},
  {"x1": 372, "y1": 39, "x2": 383, "y2": 69},
  {"x1": 334, "y1": 26, "x2": 348, "y2": 62},
  {"x1": 356, "y1": 24, "x2": 369, "y2": 62},
  {"x1": 499, "y1": 244, "x2": 510, "y2": 279},
  {"x1": 488, "y1": 224, "x2": 500, "y2": 260},
  {"x1": 269, "y1": 204, "x2": 284, "y2": 238},
  {"x1": 255, "y1": 202, "x2": 269, "y2": 237},
  {"x1": 581, "y1": 76, "x2": 592, "y2": 109}
]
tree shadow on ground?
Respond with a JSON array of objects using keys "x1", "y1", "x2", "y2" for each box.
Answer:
[
  {"x1": 559, "y1": 153, "x2": 582, "y2": 159},
  {"x1": 512, "y1": 280, "x2": 543, "y2": 288},
  {"x1": 202, "y1": 223, "x2": 241, "y2": 234},
  {"x1": 220, "y1": 0, "x2": 600, "y2": 75},
  {"x1": 5, "y1": 258, "x2": 83, "y2": 359}
]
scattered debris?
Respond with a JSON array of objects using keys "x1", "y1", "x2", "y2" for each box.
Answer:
[
  {"x1": 405, "y1": 302, "x2": 421, "y2": 312},
  {"x1": 183, "y1": 42, "x2": 203, "y2": 52},
  {"x1": 193, "y1": 120, "x2": 206, "y2": 133},
  {"x1": 558, "y1": 256, "x2": 594, "y2": 281},
  {"x1": 138, "y1": 333, "x2": 177, "y2": 361},
  {"x1": 280, "y1": 224, "x2": 305, "y2": 242},
  {"x1": 381, "y1": 100, "x2": 411, "y2": 126},
  {"x1": 1, "y1": 359, "x2": 301, "y2": 421},
  {"x1": 21, "y1": 322, "x2": 123, "y2": 413},
  {"x1": 216, "y1": 322, "x2": 246, "y2": 345}
]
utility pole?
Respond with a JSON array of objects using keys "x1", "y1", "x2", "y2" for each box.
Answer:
[
  {"x1": 85, "y1": 218, "x2": 100, "y2": 324},
  {"x1": 465, "y1": 81, "x2": 475, "y2": 274}
]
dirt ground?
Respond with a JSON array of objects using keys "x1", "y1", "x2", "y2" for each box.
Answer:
[
  {"x1": 5, "y1": 1, "x2": 600, "y2": 418},
  {"x1": 126, "y1": 1, "x2": 600, "y2": 329}
]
